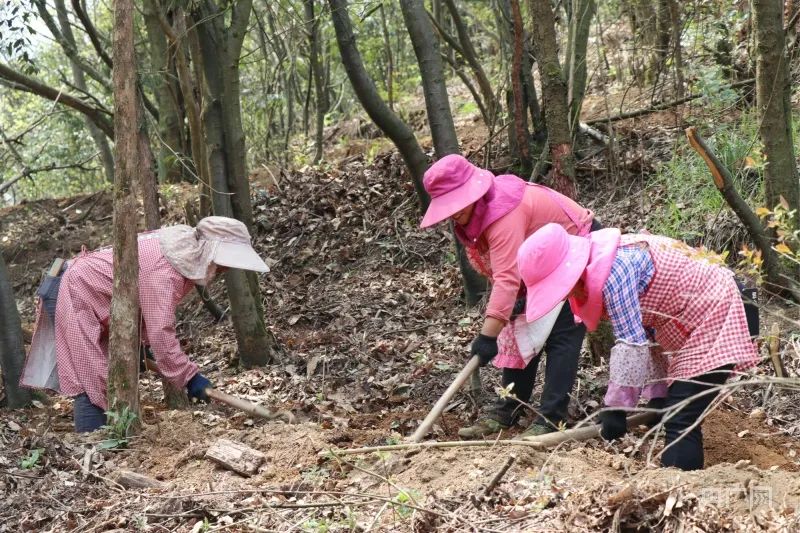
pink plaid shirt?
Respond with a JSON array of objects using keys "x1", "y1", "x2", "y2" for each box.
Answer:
[
  {"x1": 603, "y1": 234, "x2": 759, "y2": 407},
  {"x1": 55, "y1": 235, "x2": 198, "y2": 410}
]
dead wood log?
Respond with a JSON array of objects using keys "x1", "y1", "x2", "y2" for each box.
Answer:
[
  {"x1": 110, "y1": 469, "x2": 169, "y2": 489},
  {"x1": 205, "y1": 438, "x2": 266, "y2": 477},
  {"x1": 685, "y1": 127, "x2": 791, "y2": 298}
]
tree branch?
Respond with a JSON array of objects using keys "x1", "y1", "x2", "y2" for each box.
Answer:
[
  {"x1": 0, "y1": 155, "x2": 98, "y2": 196},
  {"x1": 0, "y1": 62, "x2": 114, "y2": 138},
  {"x1": 70, "y1": 0, "x2": 113, "y2": 69},
  {"x1": 33, "y1": 0, "x2": 112, "y2": 92},
  {"x1": 426, "y1": 10, "x2": 467, "y2": 57},
  {"x1": 587, "y1": 78, "x2": 754, "y2": 125},
  {"x1": 684, "y1": 127, "x2": 797, "y2": 299}
]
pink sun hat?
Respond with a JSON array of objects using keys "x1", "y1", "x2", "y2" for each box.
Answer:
[
  {"x1": 517, "y1": 223, "x2": 591, "y2": 323},
  {"x1": 419, "y1": 154, "x2": 493, "y2": 228}
]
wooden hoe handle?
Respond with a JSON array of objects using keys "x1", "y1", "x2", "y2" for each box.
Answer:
[
  {"x1": 205, "y1": 388, "x2": 296, "y2": 424},
  {"x1": 408, "y1": 356, "x2": 482, "y2": 443}
]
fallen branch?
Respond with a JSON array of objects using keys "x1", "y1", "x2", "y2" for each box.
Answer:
[
  {"x1": 586, "y1": 78, "x2": 754, "y2": 126},
  {"x1": 685, "y1": 127, "x2": 789, "y2": 298},
  {"x1": 322, "y1": 412, "x2": 657, "y2": 456},
  {"x1": 482, "y1": 454, "x2": 516, "y2": 497}
]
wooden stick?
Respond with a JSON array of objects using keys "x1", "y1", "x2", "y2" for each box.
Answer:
[
  {"x1": 143, "y1": 359, "x2": 294, "y2": 423},
  {"x1": 408, "y1": 356, "x2": 481, "y2": 442},
  {"x1": 519, "y1": 412, "x2": 655, "y2": 445},
  {"x1": 205, "y1": 388, "x2": 295, "y2": 423},
  {"x1": 324, "y1": 412, "x2": 658, "y2": 455},
  {"x1": 483, "y1": 454, "x2": 516, "y2": 497},
  {"x1": 767, "y1": 323, "x2": 786, "y2": 378},
  {"x1": 685, "y1": 127, "x2": 786, "y2": 296}
]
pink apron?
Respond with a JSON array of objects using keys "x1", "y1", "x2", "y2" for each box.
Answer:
[{"x1": 620, "y1": 234, "x2": 758, "y2": 380}]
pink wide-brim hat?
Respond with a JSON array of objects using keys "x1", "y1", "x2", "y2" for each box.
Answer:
[
  {"x1": 569, "y1": 228, "x2": 622, "y2": 331},
  {"x1": 420, "y1": 154, "x2": 493, "y2": 228},
  {"x1": 517, "y1": 223, "x2": 591, "y2": 323}
]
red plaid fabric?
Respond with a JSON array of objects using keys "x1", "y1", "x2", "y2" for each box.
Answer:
[
  {"x1": 55, "y1": 235, "x2": 198, "y2": 410},
  {"x1": 621, "y1": 234, "x2": 758, "y2": 381}
]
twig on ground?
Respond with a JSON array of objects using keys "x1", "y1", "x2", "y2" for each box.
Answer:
[{"x1": 482, "y1": 453, "x2": 516, "y2": 497}]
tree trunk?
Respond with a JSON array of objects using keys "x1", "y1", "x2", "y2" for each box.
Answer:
[
  {"x1": 753, "y1": 0, "x2": 800, "y2": 214},
  {"x1": 108, "y1": 0, "x2": 141, "y2": 422},
  {"x1": 0, "y1": 252, "x2": 32, "y2": 408},
  {"x1": 304, "y1": 0, "x2": 327, "y2": 164},
  {"x1": 50, "y1": 0, "x2": 115, "y2": 183},
  {"x1": 137, "y1": 99, "x2": 161, "y2": 232},
  {"x1": 0, "y1": 63, "x2": 114, "y2": 139},
  {"x1": 192, "y1": 0, "x2": 281, "y2": 367},
  {"x1": 668, "y1": 0, "x2": 684, "y2": 98},
  {"x1": 566, "y1": 0, "x2": 595, "y2": 134},
  {"x1": 529, "y1": 0, "x2": 578, "y2": 199},
  {"x1": 509, "y1": 0, "x2": 532, "y2": 176},
  {"x1": 399, "y1": 0, "x2": 460, "y2": 156},
  {"x1": 400, "y1": 0, "x2": 486, "y2": 305},
  {"x1": 328, "y1": 0, "x2": 429, "y2": 209},
  {"x1": 498, "y1": 0, "x2": 544, "y2": 168},
  {"x1": 164, "y1": 9, "x2": 212, "y2": 218},
  {"x1": 379, "y1": 4, "x2": 394, "y2": 111},
  {"x1": 143, "y1": 0, "x2": 186, "y2": 183},
  {"x1": 649, "y1": 0, "x2": 671, "y2": 85},
  {"x1": 442, "y1": 0, "x2": 500, "y2": 125},
  {"x1": 185, "y1": 15, "x2": 214, "y2": 218}
]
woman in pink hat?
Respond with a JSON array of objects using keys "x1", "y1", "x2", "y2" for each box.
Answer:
[
  {"x1": 517, "y1": 223, "x2": 759, "y2": 470},
  {"x1": 420, "y1": 154, "x2": 601, "y2": 438}
]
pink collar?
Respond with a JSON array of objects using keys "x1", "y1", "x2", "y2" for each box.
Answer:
[
  {"x1": 568, "y1": 228, "x2": 621, "y2": 331},
  {"x1": 455, "y1": 175, "x2": 526, "y2": 247}
]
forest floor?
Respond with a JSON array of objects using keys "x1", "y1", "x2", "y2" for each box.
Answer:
[{"x1": 2, "y1": 115, "x2": 800, "y2": 532}]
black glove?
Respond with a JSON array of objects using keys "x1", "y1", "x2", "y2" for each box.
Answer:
[
  {"x1": 187, "y1": 373, "x2": 212, "y2": 402},
  {"x1": 471, "y1": 334, "x2": 498, "y2": 367},
  {"x1": 600, "y1": 410, "x2": 627, "y2": 441}
]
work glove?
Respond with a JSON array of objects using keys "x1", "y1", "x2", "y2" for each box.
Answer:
[
  {"x1": 599, "y1": 410, "x2": 627, "y2": 441},
  {"x1": 471, "y1": 334, "x2": 498, "y2": 367},
  {"x1": 187, "y1": 373, "x2": 212, "y2": 402}
]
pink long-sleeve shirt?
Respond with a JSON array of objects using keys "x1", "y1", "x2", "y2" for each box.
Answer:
[
  {"x1": 55, "y1": 235, "x2": 198, "y2": 410},
  {"x1": 476, "y1": 185, "x2": 593, "y2": 321}
]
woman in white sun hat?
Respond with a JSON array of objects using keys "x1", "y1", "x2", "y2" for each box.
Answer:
[
  {"x1": 516, "y1": 223, "x2": 758, "y2": 470},
  {"x1": 22, "y1": 216, "x2": 269, "y2": 432}
]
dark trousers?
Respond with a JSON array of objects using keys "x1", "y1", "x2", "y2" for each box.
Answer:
[
  {"x1": 490, "y1": 219, "x2": 602, "y2": 428},
  {"x1": 74, "y1": 394, "x2": 107, "y2": 433},
  {"x1": 492, "y1": 299, "x2": 585, "y2": 428},
  {"x1": 661, "y1": 365, "x2": 733, "y2": 470}
]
